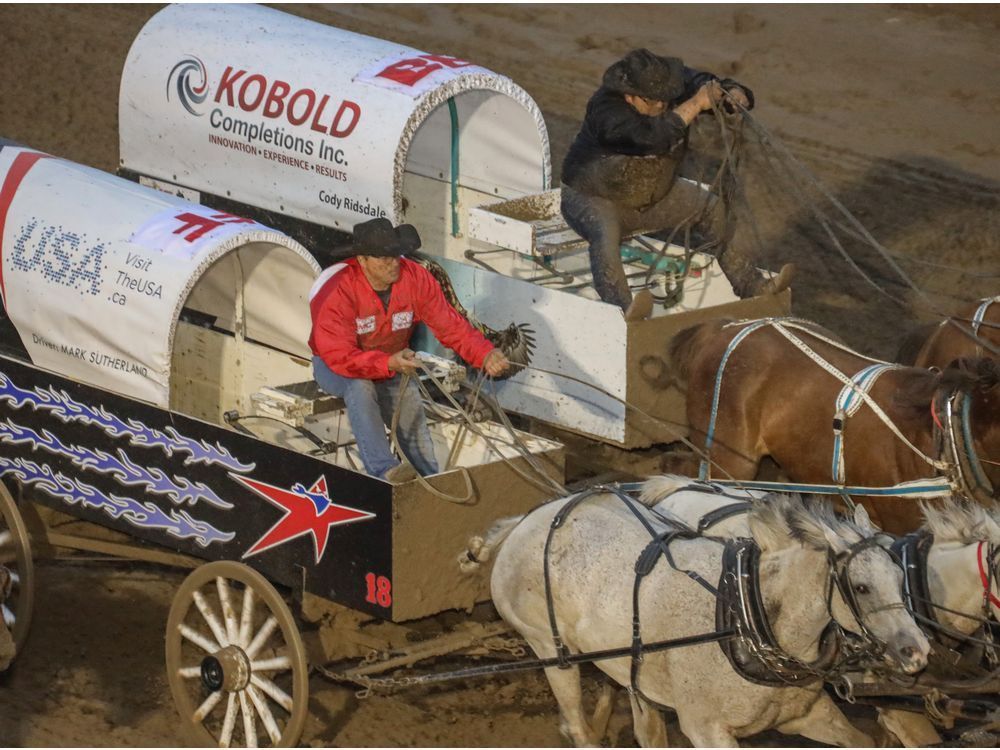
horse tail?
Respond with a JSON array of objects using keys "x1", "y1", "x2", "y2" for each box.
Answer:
[
  {"x1": 637, "y1": 474, "x2": 693, "y2": 507},
  {"x1": 668, "y1": 320, "x2": 728, "y2": 384},
  {"x1": 459, "y1": 515, "x2": 524, "y2": 573}
]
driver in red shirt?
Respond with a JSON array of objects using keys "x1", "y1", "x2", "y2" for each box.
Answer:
[{"x1": 309, "y1": 218, "x2": 509, "y2": 482}]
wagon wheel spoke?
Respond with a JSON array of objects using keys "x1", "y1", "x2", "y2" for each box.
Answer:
[
  {"x1": 249, "y1": 656, "x2": 292, "y2": 673},
  {"x1": 166, "y1": 561, "x2": 308, "y2": 748},
  {"x1": 238, "y1": 586, "x2": 255, "y2": 648},
  {"x1": 245, "y1": 615, "x2": 277, "y2": 660},
  {"x1": 194, "y1": 589, "x2": 230, "y2": 648},
  {"x1": 250, "y1": 674, "x2": 293, "y2": 713},
  {"x1": 239, "y1": 690, "x2": 258, "y2": 748},
  {"x1": 179, "y1": 622, "x2": 220, "y2": 656},
  {"x1": 247, "y1": 683, "x2": 282, "y2": 744},
  {"x1": 220, "y1": 693, "x2": 238, "y2": 749},
  {"x1": 194, "y1": 689, "x2": 224, "y2": 723},
  {"x1": 217, "y1": 577, "x2": 239, "y2": 645}
]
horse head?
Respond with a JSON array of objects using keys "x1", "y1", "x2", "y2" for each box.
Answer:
[
  {"x1": 895, "y1": 357, "x2": 1000, "y2": 500},
  {"x1": 749, "y1": 495, "x2": 930, "y2": 674},
  {"x1": 920, "y1": 497, "x2": 1000, "y2": 624}
]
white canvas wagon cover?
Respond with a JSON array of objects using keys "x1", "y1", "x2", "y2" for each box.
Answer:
[
  {"x1": 119, "y1": 3, "x2": 550, "y2": 231},
  {"x1": 0, "y1": 144, "x2": 319, "y2": 407}
]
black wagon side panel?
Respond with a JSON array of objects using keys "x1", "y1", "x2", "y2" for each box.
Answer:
[{"x1": 0, "y1": 354, "x2": 394, "y2": 618}]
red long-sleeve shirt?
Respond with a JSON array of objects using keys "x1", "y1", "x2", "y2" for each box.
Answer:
[{"x1": 308, "y1": 257, "x2": 495, "y2": 380}]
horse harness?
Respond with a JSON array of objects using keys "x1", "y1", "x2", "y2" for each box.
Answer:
[
  {"x1": 932, "y1": 388, "x2": 996, "y2": 503},
  {"x1": 970, "y1": 296, "x2": 1000, "y2": 354},
  {"x1": 894, "y1": 531, "x2": 1000, "y2": 668},
  {"x1": 701, "y1": 317, "x2": 993, "y2": 502},
  {"x1": 540, "y1": 485, "x2": 891, "y2": 700}
]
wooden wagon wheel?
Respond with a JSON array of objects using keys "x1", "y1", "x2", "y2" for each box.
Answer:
[
  {"x1": 0, "y1": 480, "x2": 34, "y2": 660},
  {"x1": 165, "y1": 561, "x2": 309, "y2": 748}
]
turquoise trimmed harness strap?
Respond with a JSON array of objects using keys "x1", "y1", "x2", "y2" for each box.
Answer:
[
  {"x1": 959, "y1": 392, "x2": 993, "y2": 497},
  {"x1": 698, "y1": 477, "x2": 953, "y2": 498},
  {"x1": 699, "y1": 319, "x2": 774, "y2": 480},
  {"x1": 971, "y1": 296, "x2": 999, "y2": 337},
  {"x1": 831, "y1": 363, "x2": 902, "y2": 485}
]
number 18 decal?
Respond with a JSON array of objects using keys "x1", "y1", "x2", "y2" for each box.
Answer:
[{"x1": 364, "y1": 572, "x2": 392, "y2": 608}]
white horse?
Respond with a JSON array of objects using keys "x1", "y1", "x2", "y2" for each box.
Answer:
[
  {"x1": 0, "y1": 565, "x2": 14, "y2": 671},
  {"x1": 645, "y1": 476, "x2": 1000, "y2": 746},
  {"x1": 474, "y1": 486, "x2": 929, "y2": 747},
  {"x1": 882, "y1": 499, "x2": 1000, "y2": 745}
]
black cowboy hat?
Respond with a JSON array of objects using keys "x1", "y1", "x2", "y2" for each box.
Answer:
[
  {"x1": 602, "y1": 49, "x2": 685, "y2": 102},
  {"x1": 352, "y1": 217, "x2": 422, "y2": 257}
]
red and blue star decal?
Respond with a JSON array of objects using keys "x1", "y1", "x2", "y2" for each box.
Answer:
[{"x1": 232, "y1": 474, "x2": 375, "y2": 564}]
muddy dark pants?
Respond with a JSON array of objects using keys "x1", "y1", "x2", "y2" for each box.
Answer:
[{"x1": 561, "y1": 181, "x2": 764, "y2": 309}]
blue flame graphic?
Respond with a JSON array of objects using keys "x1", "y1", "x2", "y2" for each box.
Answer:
[
  {"x1": 0, "y1": 372, "x2": 254, "y2": 473},
  {"x1": 0, "y1": 420, "x2": 233, "y2": 510},
  {"x1": 167, "y1": 56, "x2": 209, "y2": 116},
  {"x1": 0, "y1": 457, "x2": 234, "y2": 548}
]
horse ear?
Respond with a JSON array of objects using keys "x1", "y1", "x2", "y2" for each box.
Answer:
[
  {"x1": 787, "y1": 504, "x2": 849, "y2": 554},
  {"x1": 852, "y1": 503, "x2": 877, "y2": 534}
]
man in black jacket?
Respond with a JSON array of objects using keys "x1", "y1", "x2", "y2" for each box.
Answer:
[{"x1": 561, "y1": 49, "x2": 793, "y2": 317}]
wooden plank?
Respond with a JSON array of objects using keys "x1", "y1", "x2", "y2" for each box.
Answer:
[{"x1": 45, "y1": 531, "x2": 202, "y2": 570}]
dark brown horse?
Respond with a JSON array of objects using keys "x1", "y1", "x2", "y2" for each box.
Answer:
[
  {"x1": 670, "y1": 317, "x2": 1000, "y2": 534},
  {"x1": 898, "y1": 296, "x2": 1000, "y2": 368}
]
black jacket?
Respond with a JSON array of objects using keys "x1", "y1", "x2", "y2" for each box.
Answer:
[{"x1": 562, "y1": 67, "x2": 753, "y2": 209}]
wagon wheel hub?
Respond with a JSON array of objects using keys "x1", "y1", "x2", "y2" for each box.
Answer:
[{"x1": 200, "y1": 644, "x2": 251, "y2": 693}]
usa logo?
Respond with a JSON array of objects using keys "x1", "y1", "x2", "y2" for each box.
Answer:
[
  {"x1": 233, "y1": 474, "x2": 375, "y2": 564},
  {"x1": 167, "y1": 56, "x2": 209, "y2": 116},
  {"x1": 356, "y1": 315, "x2": 376, "y2": 334}
]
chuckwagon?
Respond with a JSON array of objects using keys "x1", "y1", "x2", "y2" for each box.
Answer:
[
  {"x1": 118, "y1": 3, "x2": 791, "y2": 462},
  {"x1": 0, "y1": 141, "x2": 564, "y2": 745}
]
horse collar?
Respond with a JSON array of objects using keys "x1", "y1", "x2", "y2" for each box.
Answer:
[
  {"x1": 942, "y1": 389, "x2": 995, "y2": 503},
  {"x1": 893, "y1": 531, "x2": 953, "y2": 644},
  {"x1": 716, "y1": 539, "x2": 842, "y2": 687}
]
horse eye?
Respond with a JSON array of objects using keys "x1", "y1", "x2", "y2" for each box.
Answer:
[{"x1": 853, "y1": 583, "x2": 871, "y2": 595}]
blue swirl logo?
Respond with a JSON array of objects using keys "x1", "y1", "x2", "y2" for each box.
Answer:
[{"x1": 167, "y1": 56, "x2": 208, "y2": 116}]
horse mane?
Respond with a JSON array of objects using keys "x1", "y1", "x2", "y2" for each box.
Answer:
[
  {"x1": 919, "y1": 498, "x2": 1000, "y2": 545},
  {"x1": 749, "y1": 493, "x2": 869, "y2": 551},
  {"x1": 895, "y1": 321, "x2": 941, "y2": 366},
  {"x1": 893, "y1": 357, "x2": 1000, "y2": 414}
]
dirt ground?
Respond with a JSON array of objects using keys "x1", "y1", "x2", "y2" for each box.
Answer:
[{"x1": 0, "y1": 3, "x2": 999, "y2": 747}]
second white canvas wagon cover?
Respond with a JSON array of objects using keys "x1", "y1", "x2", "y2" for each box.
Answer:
[{"x1": 0, "y1": 143, "x2": 319, "y2": 407}]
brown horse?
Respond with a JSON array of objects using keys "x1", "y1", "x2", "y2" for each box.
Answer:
[
  {"x1": 898, "y1": 296, "x2": 1000, "y2": 368},
  {"x1": 670, "y1": 317, "x2": 1000, "y2": 533}
]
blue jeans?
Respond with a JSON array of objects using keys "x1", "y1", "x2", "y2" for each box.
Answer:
[{"x1": 312, "y1": 357, "x2": 439, "y2": 479}]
